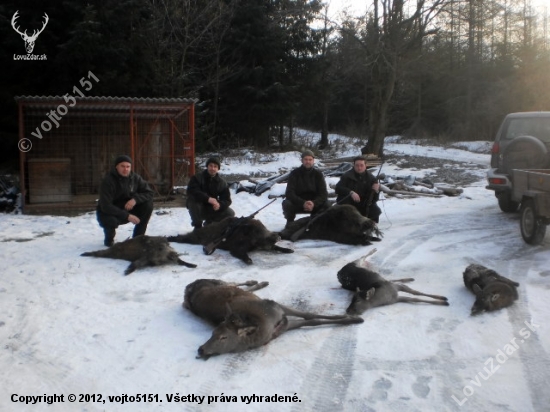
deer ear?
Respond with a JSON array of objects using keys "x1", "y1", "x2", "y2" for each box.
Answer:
[
  {"x1": 491, "y1": 293, "x2": 500, "y2": 302},
  {"x1": 366, "y1": 287, "x2": 376, "y2": 299},
  {"x1": 238, "y1": 326, "x2": 257, "y2": 337},
  {"x1": 472, "y1": 284, "x2": 483, "y2": 296}
]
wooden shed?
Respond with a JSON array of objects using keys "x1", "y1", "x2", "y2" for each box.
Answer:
[{"x1": 15, "y1": 96, "x2": 196, "y2": 214}]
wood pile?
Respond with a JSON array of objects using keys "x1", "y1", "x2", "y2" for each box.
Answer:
[
  {"x1": 0, "y1": 175, "x2": 21, "y2": 213},
  {"x1": 232, "y1": 154, "x2": 463, "y2": 199}
]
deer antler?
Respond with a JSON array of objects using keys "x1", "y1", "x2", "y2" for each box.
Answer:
[
  {"x1": 28, "y1": 13, "x2": 49, "y2": 40},
  {"x1": 11, "y1": 10, "x2": 27, "y2": 37},
  {"x1": 11, "y1": 11, "x2": 49, "y2": 40}
]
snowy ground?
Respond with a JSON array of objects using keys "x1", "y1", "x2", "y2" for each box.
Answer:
[{"x1": 1, "y1": 133, "x2": 549, "y2": 412}]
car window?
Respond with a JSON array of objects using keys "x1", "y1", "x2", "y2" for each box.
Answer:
[{"x1": 503, "y1": 117, "x2": 550, "y2": 143}]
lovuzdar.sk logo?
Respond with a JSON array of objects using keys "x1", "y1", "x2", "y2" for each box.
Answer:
[{"x1": 11, "y1": 10, "x2": 49, "y2": 60}]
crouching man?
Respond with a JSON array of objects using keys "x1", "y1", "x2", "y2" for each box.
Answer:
[
  {"x1": 335, "y1": 156, "x2": 381, "y2": 223},
  {"x1": 96, "y1": 155, "x2": 154, "y2": 246},
  {"x1": 186, "y1": 157, "x2": 235, "y2": 230},
  {"x1": 282, "y1": 150, "x2": 330, "y2": 226}
]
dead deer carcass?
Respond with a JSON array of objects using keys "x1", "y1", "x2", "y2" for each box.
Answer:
[
  {"x1": 280, "y1": 204, "x2": 382, "y2": 245},
  {"x1": 338, "y1": 253, "x2": 448, "y2": 315},
  {"x1": 81, "y1": 235, "x2": 196, "y2": 275},
  {"x1": 463, "y1": 264, "x2": 519, "y2": 315},
  {"x1": 168, "y1": 217, "x2": 293, "y2": 265},
  {"x1": 183, "y1": 279, "x2": 363, "y2": 359}
]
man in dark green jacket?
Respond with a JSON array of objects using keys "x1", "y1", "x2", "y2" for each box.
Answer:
[
  {"x1": 282, "y1": 150, "x2": 330, "y2": 225},
  {"x1": 97, "y1": 155, "x2": 154, "y2": 246},
  {"x1": 186, "y1": 157, "x2": 235, "y2": 230},
  {"x1": 335, "y1": 156, "x2": 381, "y2": 223}
]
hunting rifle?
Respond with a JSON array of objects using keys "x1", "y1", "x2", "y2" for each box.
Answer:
[
  {"x1": 289, "y1": 192, "x2": 352, "y2": 242},
  {"x1": 364, "y1": 158, "x2": 384, "y2": 217},
  {"x1": 203, "y1": 198, "x2": 277, "y2": 255}
]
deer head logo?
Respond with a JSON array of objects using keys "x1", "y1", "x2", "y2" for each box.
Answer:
[{"x1": 11, "y1": 11, "x2": 49, "y2": 54}]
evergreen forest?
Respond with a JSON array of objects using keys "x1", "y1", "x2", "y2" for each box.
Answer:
[{"x1": 1, "y1": 0, "x2": 549, "y2": 162}]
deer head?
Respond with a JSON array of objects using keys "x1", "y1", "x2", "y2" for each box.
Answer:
[{"x1": 11, "y1": 11, "x2": 49, "y2": 54}]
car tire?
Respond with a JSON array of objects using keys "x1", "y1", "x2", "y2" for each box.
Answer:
[
  {"x1": 497, "y1": 193, "x2": 520, "y2": 213},
  {"x1": 520, "y1": 198, "x2": 547, "y2": 245},
  {"x1": 503, "y1": 135, "x2": 549, "y2": 174}
]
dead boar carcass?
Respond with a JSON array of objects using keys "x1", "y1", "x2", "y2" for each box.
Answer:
[
  {"x1": 81, "y1": 235, "x2": 197, "y2": 275},
  {"x1": 280, "y1": 204, "x2": 382, "y2": 245},
  {"x1": 338, "y1": 255, "x2": 448, "y2": 315},
  {"x1": 463, "y1": 264, "x2": 519, "y2": 315},
  {"x1": 167, "y1": 217, "x2": 293, "y2": 264},
  {"x1": 184, "y1": 278, "x2": 364, "y2": 359}
]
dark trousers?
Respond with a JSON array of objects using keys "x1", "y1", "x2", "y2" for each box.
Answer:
[
  {"x1": 365, "y1": 202, "x2": 382, "y2": 223},
  {"x1": 186, "y1": 196, "x2": 235, "y2": 228},
  {"x1": 282, "y1": 199, "x2": 331, "y2": 222},
  {"x1": 96, "y1": 200, "x2": 154, "y2": 239}
]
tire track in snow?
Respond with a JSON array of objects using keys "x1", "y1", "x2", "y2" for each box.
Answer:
[
  {"x1": 503, "y1": 256, "x2": 550, "y2": 411},
  {"x1": 382, "y1": 207, "x2": 550, "y2": 411},
  {"x1": 291, "y1": 325, "x2": 358, "y2": 412},
  {"x1": 345, "y1": 210, "x2": 516, "y2": 411},
  {"x1": 288, "y1": 214, "x2": 448, "y2": 412}
]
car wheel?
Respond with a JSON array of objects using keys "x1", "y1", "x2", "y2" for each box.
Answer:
[
  {"x1": 520, "y1": 198, "x2": 547, "y2": 245},
  {"x1": 497, "y1": 193, "x2": 520, "y2": 213},
  {"x1": 503, "y1": 135, "x2": 549, "y2": 174}
]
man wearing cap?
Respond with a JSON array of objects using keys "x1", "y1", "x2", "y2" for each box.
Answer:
[
  {"x1": 335, "y1": 156, "x2": 381, "y2": 223},
  {"x1": 96, "y1": 155, "x2": 154, "y2": 246},
  {"x1": 282, "y1": 150, "x2": 330, "y2": 225},
  {"x1": 186, "y1": 157, "x2": 235, "y2": 230}
]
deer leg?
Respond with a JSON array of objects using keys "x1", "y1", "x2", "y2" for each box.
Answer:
[
  {"x1": 125, "y1": 257, "x2": 149, "y2": 275},
  {"x1": 230, "y1": 247, "x2": 253, "y2": 265},
  {"x1": 396, "y1": 284, "x2": 448, "y2": 301},
  {"x1": 244, "y1": 281, "x2": 269, "y2": 292},
  {"x1": 279, "y1": 304, "x2": 355, "y2": 320},
  {"x1": 222, "y1": 280, "x2": 269, "y2": 291},
  {"x1": 390, "y1": 278, "x2": 415, "y2": 283},
  {"x1": 397, "y1": 296, "x2": 449, "y2": 306},
  {"x1": 273, "y1": 244, "x2": 294, "y2": 254},
  {"x1": 229, "y1": 280, "x2": 258, "y2": 287},
  {"x1": 286, "y1": 316, "x2": 363, "y2": 331},
  {"x1": 494, "y1": 273, "x2": 520, "y2": 287},
  {"x1": 177, "y1": 258, "x2": 197, "y2": 268}
]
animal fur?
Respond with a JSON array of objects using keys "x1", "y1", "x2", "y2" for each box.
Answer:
[
  {"x1": 280, "y1": 204, "x2": 382, "y2": 245},
  {"x1": 463, "y1": 264, "x2": 519, "y2": 315},
  {"x1": 338, "y1": 254, "x2": 448, "y2": 315},
  {"x1": 184, "y1": 279, "x2": 363, "y2": 359},
  {"x1": 81, "y1": 235, "x2": 196, "y2": 275},
  {"x1": 168, "y1": 217, "x2": 293, "y2": 264}
]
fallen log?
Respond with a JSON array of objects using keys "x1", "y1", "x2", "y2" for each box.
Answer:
[{"x1": 380, "y1": 184, "x2": 443, "y2": 198}]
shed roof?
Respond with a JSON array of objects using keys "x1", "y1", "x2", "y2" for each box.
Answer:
[{"x1": 15, "y1": 96, "x2": 198, "y2": 119}]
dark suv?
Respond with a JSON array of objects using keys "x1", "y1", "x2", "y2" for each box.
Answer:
[{"x1": 486, "y1": 112, "x2": 550, "y2": 212}]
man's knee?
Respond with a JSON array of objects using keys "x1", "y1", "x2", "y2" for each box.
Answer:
[
  {"x1": 207, "y1": 207, "x2": 234, "y2": 224},
  {"x1": 96, "y1": 209, "x2": 124, "y2": 229},
  {"x1": 224, "y1": 207, "x2": 235, "y2": 218},
  {"x1": 313, "y1": 200, "x2": 330, "y2": 214},
  {"x1": 282, "y1": 200, "x2": 297, "y2": 221},
  {"x1": 133, "y1": 200, "x2": 153, "y2": 222},
  {"x1": 186, "y1": 197, "x2": 205, "y2": 225}
]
